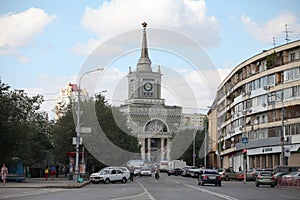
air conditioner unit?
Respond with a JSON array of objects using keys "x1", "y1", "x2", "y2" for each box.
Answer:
[
  {"x1": 262, "y1": 103, "x2": 267, "y2": 107},
  {"x1": 246, "y1": 91, "x2": 251, "y2": 95},
  {"x1": 256, "y1": 61, "x2": 261, "y2": 66},
  {"x1": 242, "y1": 92, "x2": 246, "y2": 96},
  {"x1": 263, "y1": 86, "x2": 270, "y2": 90}
]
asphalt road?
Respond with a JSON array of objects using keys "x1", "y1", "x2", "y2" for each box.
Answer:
[{"x1": 1, "y1": 174, "x2": 300, "y2": 200}]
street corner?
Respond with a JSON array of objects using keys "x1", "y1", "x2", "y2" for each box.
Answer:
[{"x1": 67, "y1": 180, "x2": 91, "y2": 189}]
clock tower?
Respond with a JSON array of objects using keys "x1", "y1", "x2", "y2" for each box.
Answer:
[
  {"x1": 127, "y1": 22, "x2": 163, "y2": 104},
  {"x1": 120, "y1": 22, "x2": 182, "y2": 163}
]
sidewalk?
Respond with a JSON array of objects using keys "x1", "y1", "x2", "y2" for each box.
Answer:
[{"x1": 0, "y1": 177, "x2": 90, "y2": 189}]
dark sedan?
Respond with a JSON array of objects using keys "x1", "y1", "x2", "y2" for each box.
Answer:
[
  {"x1": 198, "y1": 169, "x2": 221, "y2": 186},
  {"x1": 167, "y1": 168, "x2": 182, "y2": 176}
]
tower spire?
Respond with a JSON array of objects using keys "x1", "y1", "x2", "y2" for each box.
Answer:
[{"x1": 137, "y1": 22, "x2": 152, "y2": 72}]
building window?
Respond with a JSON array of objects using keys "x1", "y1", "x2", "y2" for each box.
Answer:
[{"x1": 289, "y1": 52, "x2": 295, "y2": 61}]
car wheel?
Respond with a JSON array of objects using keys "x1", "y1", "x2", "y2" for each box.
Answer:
[
  {"x1": 121, "y1": 177, "x2": 127, "y2": 184},
  {"x1": 201, "y1": 182, "x2": 205, "y2": 186},
  {"x1": 256, "y1": 183, "x2": 259, "y2": 187},
  {"x1": 215, "y1": 183, "x2": 218, "y2": 186},
  {"x1": 219, "y1": 183, "x2": 222, "y2": 187},
  {"x1": 104, "y1": 178, "x2": 110, "y2": 184},
  {"x1": 271, "y1": 184, "x2": 274, "y2": 188},
  {"x1": 168, "y1": 173, "x2": 171, "y2": 176}
]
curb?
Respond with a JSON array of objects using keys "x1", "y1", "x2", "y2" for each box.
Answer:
[{"x1": 1, "y1": 180, "x2": 91, "y2": 189}]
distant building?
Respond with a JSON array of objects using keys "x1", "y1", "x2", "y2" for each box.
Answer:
[
  {"x1": 208, "y1": 40, "x2": 300, "y2": 171},
  {"x1": 54, "y1": 83, "x2": 88, "y2": 120},
  {"x1": 119, "y1": 22, "x2": 182, "y2": 163},
  {"x1": 181, "y1": 113, "x2": 206, "y2": 129}
]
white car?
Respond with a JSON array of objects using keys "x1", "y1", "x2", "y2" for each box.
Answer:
[
  {"x1": 90, "y1": 167, "x2": 130, "y2": 184},
  {"x1": 140, "y1": 167, "x2": 152, "y2": 176}
]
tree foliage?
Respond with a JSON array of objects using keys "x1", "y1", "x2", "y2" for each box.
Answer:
[
  {"x1": 51, "y1": 94, "x2": 139, "y2": 170},
  {"x1": 0, "y1": 80, "x2": 52, "y2": 166}
]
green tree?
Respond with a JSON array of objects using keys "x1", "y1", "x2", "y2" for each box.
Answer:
[
  {"x1": 0, "y1": 80, "x2": 52, "y2": 166},
  {"x1": 50, "y1": 94, "x2": 139, "y2": 172}
]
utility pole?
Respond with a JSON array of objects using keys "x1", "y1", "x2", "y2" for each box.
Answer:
[{"x1": 74, "y1": 67, "x2": 104, "y2": 182}]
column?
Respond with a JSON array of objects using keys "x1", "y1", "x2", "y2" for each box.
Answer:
[
  {"x1": 147, "y1": 138, "x2": 151, "y2": 162},
  {"x1": 160, "y1": 138, "x2": 165, "y2": 160},
  {"x1": 140, "y1": 138, "x2": 145, "y2": 161},
  {"x1": 166, "y1": 138, "x2": 171, "y2": 161}
]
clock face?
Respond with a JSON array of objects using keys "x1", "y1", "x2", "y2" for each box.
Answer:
[{"x1": 144, "y1": 82, "x2": 153, "y2": 91}]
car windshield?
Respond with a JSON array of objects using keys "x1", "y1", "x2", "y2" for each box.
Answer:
[
  {"x1": 204, "y1": 171, "x2": 219, "y2": 175},
  {"x1": 141, "y1": 167, "x2": 150, "y2": 171},
  {"x1": 100, "y1": 170, "x2": 109, "y2": 175}
]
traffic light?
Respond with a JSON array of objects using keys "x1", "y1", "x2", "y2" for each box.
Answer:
[{"x1": 242, "y1": 148, "x2": 247, "y2": 159}]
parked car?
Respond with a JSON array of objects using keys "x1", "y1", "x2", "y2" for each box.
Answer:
[
  {"x1": 255, "y1": 171, "x2": 275, "y2": 188},
  {"x1": 188, "y1": 167, "x2": 202, "y2": 178},
  {"x1": 167, "y1": 168, "x2": 182, "y2": 176},
  {"x1": 246, "y1": 168, "x2": 261, "y2": 181},
  {"x1": 217, "y1": 168, "x2": 237, "y2": 181},
  {"x1": 181, "y1": 166, "x2": 196, "y2": 177},
  {"x1": 133, "y1": 166, "x2": 141, "y2": 176},
  {"x1": 198, "y1": 169, "x2": 221, "y2": 186},
  {"x1": 140, "y1": 167, "x2": 152, "y2": 176},
  {"x1": 89, "y1": 167, "x2": 130, "y2": 184},
  {"x1": 236, "y1": 171, "x2": 245, "y2": 181}
]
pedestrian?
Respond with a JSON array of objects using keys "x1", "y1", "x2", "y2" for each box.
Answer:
[
  {"x1": 63, "y1": 165, "x2": 68, "y2": 177},
  {"x1": 1, "y1": 163, "x2": 8, "y2": 186},
  {"x1": 239, "y1": 166, "x2": 242, "y2": 172},
  {"x1": 44, "y1": 165, "x2": 49, "y2": 180},
  {"x1": 55, "y1": 165, "x2": 59, "y2": 178},
  {"x1": 129, "y1": 166, "x2": 134, "y2": 181},
  {"x1": 50, "y1": 165, "x2": 56, "y2": 180}
]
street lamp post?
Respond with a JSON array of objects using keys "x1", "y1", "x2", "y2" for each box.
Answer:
[
  {"x1": 242, "y1": 109, "x2": 251, "y2": 184},
  {"x1": 193, "y1": 129, "x2": 196, "y2": 166},
  {"x1": 74, "y1": 67, "x2": 104, "y2": 182},
  {"x1": 279, "y1": 97, "x2": 286, "y2": 166}
]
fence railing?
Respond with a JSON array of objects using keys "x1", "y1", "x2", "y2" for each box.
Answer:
[{"x1": 277, "y1": 177, "x2": 300, "y2": 187}]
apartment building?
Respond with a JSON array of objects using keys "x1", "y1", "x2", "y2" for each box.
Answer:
[{"x1": 208, "y1": 40, "x2": 300, "y2": 172}]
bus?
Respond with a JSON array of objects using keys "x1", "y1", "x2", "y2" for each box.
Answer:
[{"x1": 274, "y1": 165, "x2": 300, "y2": 174}]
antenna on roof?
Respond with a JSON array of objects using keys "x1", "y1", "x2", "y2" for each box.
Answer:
[
  {"x1": 285, "y1": 24, "x2": 292, "y2": 43},
  {"x1": 272, "y1": 36, "x2": 277, "y2": 48}
]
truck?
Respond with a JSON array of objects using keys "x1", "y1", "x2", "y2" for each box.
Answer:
[{"x1": 168, "y1": 160, "x2": 186, "y2": 170}]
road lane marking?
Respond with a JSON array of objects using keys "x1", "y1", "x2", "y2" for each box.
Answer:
[
  {"x1": 182, "y1": 183, "x2": 239, "y2": 200},
  {"x1": 0, "y1": 189, "x2": 67, "y2": 200},
  {"x1": 110, "y1": 191, "x2": 148, "y2": 200},
  {"x1": 137, "y1": 181, "x2": 156, "y2": 200}
]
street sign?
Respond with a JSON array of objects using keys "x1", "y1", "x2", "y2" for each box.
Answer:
[
  {"x1": 76, "y1": 127, "x2": 92, "y2": 133},
  {"x1": 284, "y1": 147, "x2": 290, "y2": 157},
  {"x1": 72, "y1": 137, "x2": 82, "y2": 145},
  {"x1": 242, "y1": 137, "x2": 248, "y2": 144}
]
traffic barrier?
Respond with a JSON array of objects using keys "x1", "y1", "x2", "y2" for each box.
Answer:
[{"x1": 278, "y1": 177, "x2": 300, "y2": 188}]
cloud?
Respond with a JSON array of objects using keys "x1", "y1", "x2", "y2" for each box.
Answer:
[
  {"x1": 18, "y1": 55, "x2": 30, "y2": 63},
  {"x1": 241, "y1": 11, "x2": 300, "y2": 43},
  {"x1": 75, "y1": 0, "x2": 220, "y2": 55},
  {"x1": 0, "y1": 7, "x2": 56, "y2": 55}
]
